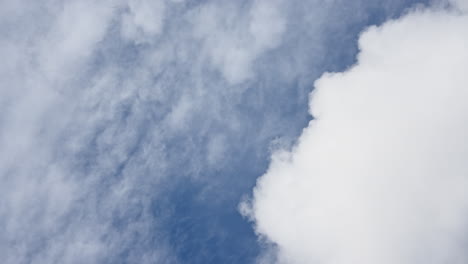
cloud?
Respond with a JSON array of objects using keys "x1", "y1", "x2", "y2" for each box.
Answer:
[
  {"x1": 248, "y1": 1, "x2": 468, "y2": 263},
  {"x1": 0, "y1": 0, "x2": 291, "y2": 261},
  {"x1": 0, "y1": 0, "x2": 433, "y2": 263},
  {"x1": 120, "y1": 0, "x2": 166, "y2": 43},
  {"x1": 190, "y1": 0, "x2": 286, "y2": 84}
]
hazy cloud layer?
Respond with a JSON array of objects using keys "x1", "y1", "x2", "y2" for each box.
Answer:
[{"x1": 249, "y1": 1, "x2": 468, "y2": 263}]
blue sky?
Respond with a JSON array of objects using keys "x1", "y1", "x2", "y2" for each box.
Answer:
[{"x1": 1, "y1": 0, "x2": 468, "y2": 263}]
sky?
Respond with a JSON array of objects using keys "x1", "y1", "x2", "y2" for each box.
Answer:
[{"x1": 1, "y1": 0, "x2": 467, "y2": 264}]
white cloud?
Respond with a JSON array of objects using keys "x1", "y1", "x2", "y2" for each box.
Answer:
[
  {"x1": 121, "y1": 0, "x2": 166, "y2": 43},
  {"x1": 249, "y1": 1, "x2": 468, "y2": 264},
  {"x1": 38, "y1": 0, "x2": 115, "y2": 80},
  {"x1": 190, "y1": 0, "x2": 286, "y2": 84},
  {"x1": 0, "y1": 0, "x2": 438, "y2": 262},
  {"x1": 0, "y1": 0, "x2": 289, "y2": 261},
  {"x1": 0, "y1": 1, "x2": 175, "y2": 263},
  {"x1": 453, "y1": 0, "x2": 468, "y2": 10}
]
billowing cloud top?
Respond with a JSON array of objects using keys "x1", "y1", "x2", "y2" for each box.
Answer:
[{"x1": 249, "y1": 1, "x2": 468, "y2": 263}]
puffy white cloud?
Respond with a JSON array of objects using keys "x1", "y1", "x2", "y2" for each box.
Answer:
[{"x1": 249, "y1": 1, "x2": 468, "y2": 264}]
